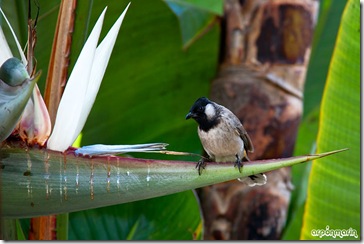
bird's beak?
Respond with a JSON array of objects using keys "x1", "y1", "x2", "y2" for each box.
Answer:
[{"x1": 185, "y1": 112, "x2": 193, "y2": 120}]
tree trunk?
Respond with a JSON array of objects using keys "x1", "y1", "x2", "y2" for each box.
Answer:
[{"x1": 198, "y1": 0, "x2": 318, "y2": 240}]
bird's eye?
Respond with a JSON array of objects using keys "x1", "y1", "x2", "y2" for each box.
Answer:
[{"x1": 197, "y1": 106, "x2": 204, "y2": 113}]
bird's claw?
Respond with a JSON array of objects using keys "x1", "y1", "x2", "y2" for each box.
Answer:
[
  {"x1": 196, "y1": 159, "x2": 207, "y2": 175},
  {"x1": 234, "y1": 155, "x2": 243, "y2": 173}
]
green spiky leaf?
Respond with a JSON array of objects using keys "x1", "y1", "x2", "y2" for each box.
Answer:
[{"x1": 0, "y1": 142, "x2": 346, "y2": 218}]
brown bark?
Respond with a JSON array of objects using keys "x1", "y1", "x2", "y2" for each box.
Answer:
[
  {"x1": 199, "y1": 0, "x2": 318, "y2": 240},
  {"x1": 44, "y1": 0, "x2": 76, "y2": 128},
  {"x1": 28, "y1": 216, "x2": 57, "y2": 240}
]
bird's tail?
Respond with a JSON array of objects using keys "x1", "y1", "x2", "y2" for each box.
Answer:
[{"x1": 238, "y1": 173, "x2": 267, "y2": 187}]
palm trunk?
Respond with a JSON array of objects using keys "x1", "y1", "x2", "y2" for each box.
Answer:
[{"x1": 198, "y1": 0, "x2": 318, "y2": 239}]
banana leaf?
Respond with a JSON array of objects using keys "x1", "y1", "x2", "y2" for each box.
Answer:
[
  {"x1": 300, "y1": 0, "x2": 360, "y2": 240},
  {"x1": 68, "y1": 190, "x2": 203, "y2": 240},
  {"x1": 283, "y1": 0, "x2": 348, "y2": 239}
]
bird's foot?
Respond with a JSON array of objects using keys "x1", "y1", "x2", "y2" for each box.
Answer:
[
  {"x1": 196, "y1": 158, "x2": 207, "y2": 175},
  {"x1": 234, "y1": 155, "x2": 243, "y2": 173}
]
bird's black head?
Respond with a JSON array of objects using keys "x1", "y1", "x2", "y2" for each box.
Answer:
[{"x1": 186, "y1": 97, "x2": 219, "y2": 131}]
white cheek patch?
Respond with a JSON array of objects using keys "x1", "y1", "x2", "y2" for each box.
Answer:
[{"x1": 205, "y1": 103, "x2": 216, "y2": 119}]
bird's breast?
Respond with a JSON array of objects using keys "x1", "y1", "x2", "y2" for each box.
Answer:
[{"x1": 198, "y1": 125, "x2": 244, "y2": 162}]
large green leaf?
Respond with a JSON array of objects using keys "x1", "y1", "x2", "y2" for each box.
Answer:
[
  {"x1": 302, "y1": 0, "x2": 346, "y2": 117},
  {"x1": 68, "y1": 191, "x2": 203, "y2": 240},
  {"x1": 164, "y1": 0, "x2": 223, "y2": 48},
  {"x1": 0, "y1": 142, "x2": 344, "y2": 218},
  {"x1": 283, "y1": 0, "x2": 348, "y2": 239},
  {"x1": 300, "y1": 0, "x2": 360, "y2": 240},
  {"x1": 282, "y1": 109, "x2": 317, "y2": 240}
]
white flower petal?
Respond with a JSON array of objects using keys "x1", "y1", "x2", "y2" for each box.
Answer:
[
  {"x1": 18, "y1": 84, "x2": 51, "y2": 146},
  {"x1": 47, "y1": 7, "x2": 107, "y2": 151},
  {"x1": 77, "y1": 3, "x2": 131, "y2": 137},
  {"x1": 47, "y1": 4, "x2": 130, "y2": 152},
  {"x1": 0, "y1": 27, "x2": 13, "y2": 65},
  {"x1": 75, "y1": 142, "x2": 168, "y2": 156},
  {"x1": 0, "y1": 8, "x2": 27, "y2": 65}
]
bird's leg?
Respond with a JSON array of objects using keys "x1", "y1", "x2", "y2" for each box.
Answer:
[
  {"x1": 196, "y1": 158, "x2": 208, "y2": 175},
  {"x1": 234, "y1": 154, "x2": 243, "y2": 173}
]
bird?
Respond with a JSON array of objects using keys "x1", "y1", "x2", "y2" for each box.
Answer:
[{"x1": 186, "y1": 97, "x2": 266, "y2": 186}]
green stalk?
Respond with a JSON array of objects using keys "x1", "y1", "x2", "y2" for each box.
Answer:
[
  {"x1": 0, "y1": 142, "x2": 346, "y2": 218},
  {"x1": 56, "y1": 213, "x2": 68, "y2": 240}
]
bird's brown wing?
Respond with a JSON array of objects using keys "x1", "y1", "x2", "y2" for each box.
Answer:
[
  {"x1": 219, "y1": 104, "x2": 254, "y2": 153},
  {"x1": 236, "y1": 126, "x2": 254, "y2": 153}
]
